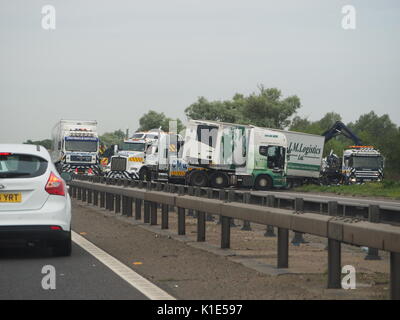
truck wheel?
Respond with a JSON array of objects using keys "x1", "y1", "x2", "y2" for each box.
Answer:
[
  {"x1": 254, "y1": 175, "x2": 273, "y2": 191},
  {"x1": 139, "y1": 168, "x2": 151, "y2": 181},
  {"x1": 210, "y1": 172, "x2": 229, "y2": 189},
  {"x1": 189, "y1": 170, "x2": 209, "y2": 187}
]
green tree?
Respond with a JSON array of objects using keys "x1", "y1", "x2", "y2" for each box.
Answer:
[
  {"x1": 138, "y1": 110, "x2": 184, "y2": 133},
  {"x1": 99, "y1": 130, "x2": 126, "y2": 147},
  {"x1": 185, "y1": 86, "x2": 301, "y2": 129},
  {"x1": 242, "y1": 87, "x2": 301, "y2": 129},
  {"x1": 349, "y1": 111, "x2": 399, "y2": 175}
]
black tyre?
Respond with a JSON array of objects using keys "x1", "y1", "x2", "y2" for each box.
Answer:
[
  {"x1": 209, "y1": 172, "x2": 229, "y2": 189},
  {"x1": 53, "y1": 232, "x2": 72, "y2": 257},
  {"x1": 189, "y1": 170, "x2": 209, "y2": 187},
  {"x1": 139, "y1": 168, "x2": 151, "y2": 181},
  {"x1": 254, "y1": 175, "x2": 273, "y2": 191}
]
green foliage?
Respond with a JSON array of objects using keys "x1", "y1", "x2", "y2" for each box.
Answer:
[
  {"x1": 99, "y1": 130, "x2": 126, "y2": 147},
  {"x1": 23, "y1": 139, "x2": 52, "y2": 150},
  {"x1": 185, "y1": 86, "x2": 301, "y2": 129},
  {"x1": 349, "y1": 111, "x2": 400, "y2": 174},
  {"x1": 138, "y1": 110, "x2": 184, "y2": 133}
]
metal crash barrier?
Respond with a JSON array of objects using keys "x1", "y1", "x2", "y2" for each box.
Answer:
[{"x1": 69, "y1": 178, "x2": 400, "y2": 300}]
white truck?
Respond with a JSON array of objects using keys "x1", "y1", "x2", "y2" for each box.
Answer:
[
  {"x1": 106, "y1": 130, "x2": 183, "y2": 181},
  {"x1": 272, "y1": 129, "x2": 325, "y2": 187},
  {"x1": 181, "y1": 120, "x2": 288, "y2": 190},
  {"x1": 51, "y1": 120, "x2": 100, "y2": 175},
  {"x1": 342, "y1": 146, "x2": 384, "y2": 184}
]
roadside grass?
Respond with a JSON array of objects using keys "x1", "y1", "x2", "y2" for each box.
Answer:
[{"x1": 294, "y1": 180, "x2": 400, "y2": 200}]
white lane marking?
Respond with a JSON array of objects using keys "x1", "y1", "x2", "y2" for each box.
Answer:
[{"x1": 71, "y1": 231, "x2": 175, "y2": 300}]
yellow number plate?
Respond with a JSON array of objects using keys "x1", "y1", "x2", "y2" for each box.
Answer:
[{"x1": 0, "y1": 193, "x2": 22, "y2": 203}]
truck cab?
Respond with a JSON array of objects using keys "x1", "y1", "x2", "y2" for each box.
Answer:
[
  {"x1": 342, "y1": 146, "x2": 384, "y2": 184},
  {"x1": 51, "y1": 120, "x2": 100, "y2": 175},
  {"x1": 106, "y1": 131, "x2": 157, "y2": 180}
]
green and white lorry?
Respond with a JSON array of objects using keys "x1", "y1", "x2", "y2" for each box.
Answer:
[
  {"x1": 182, "y1": 120, "x2": 287, "y2": 190},
  {"x1": 272, "y1": 129, "x2": 325, "y2": 187}
]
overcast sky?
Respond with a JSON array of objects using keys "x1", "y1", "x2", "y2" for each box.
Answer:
[{"x1": 0, "y1": 0, "x2": 399, "y2": 143}]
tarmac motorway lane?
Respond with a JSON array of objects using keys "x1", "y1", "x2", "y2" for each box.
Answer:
[{"x1": 0, "y1": 241, "x2": 149, "y2": 300}]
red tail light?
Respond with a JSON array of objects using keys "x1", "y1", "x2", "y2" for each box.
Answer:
[
  {"x1": 0, "y1": 152, "x2": 12, "y2": 156},
  {"x1": 45, "y1": 172, "x2": 65, "y2": 196},
  {"x1": 50, "y1": 226, "x2": 62, "y2": 230}
]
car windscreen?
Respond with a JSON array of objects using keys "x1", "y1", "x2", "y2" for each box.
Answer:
[
  {"x1": 65, "y1": 140, "x2": 98, "y2": 152},
  {"x1": 121, "y1": 142, "x2": 145, "y2": 152},
  {"x1": 0, "y1": 154, "x2": 48, "y2": 178},
  {"x1": 351, "y1": 156, "x2": 383, "y2": 169}
]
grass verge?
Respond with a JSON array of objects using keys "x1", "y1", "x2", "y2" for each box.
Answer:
[{"x1": 294, "y1": 180, "x2": 400, "y2": 200}]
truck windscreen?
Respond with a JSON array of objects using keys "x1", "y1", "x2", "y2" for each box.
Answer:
[
  {"x1": 121, "y1": 142, "x2": 145, "y2": 152},
  {"x1": 351, "y1": 156, "x2": 383, "y2": 169},
  {"x1": 65, "y1": 140, "x2": 98, "y2": 152}
]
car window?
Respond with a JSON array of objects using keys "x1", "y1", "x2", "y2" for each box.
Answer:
[{"x1": 0, "y1": 154, "x2": 48, "y2": 178}]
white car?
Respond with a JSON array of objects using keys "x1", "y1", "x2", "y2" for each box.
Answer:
[{"x1": 0, "y1": 144, "x2": 72, "y2": 256}]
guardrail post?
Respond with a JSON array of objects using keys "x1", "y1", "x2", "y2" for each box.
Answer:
[
  {"x1": 291, "y1": 198, "x2": 306, "y2": 245},
  {"x1": 100, "y1": 192, "x2": 106, "y2": 208},
  {"x1": 327, "y1": 239, "x2": 342, "y2": 289},
  {"x1": 126, "y1": 197, "x2": 133, "y2": 217},
  {"x1": 206, "y1": 188, "x2": 215, "y2": 222},
  {"x1": 109, "y1": 193, "x2": 115, "y2": 212},
  {"x1": 121, "y1": 196, "x2": 127, "y2": 215},
  {"x1": 115, "y1": 195, "x2": 121, "y2": 213},
  {"x1": 169, "y1": 184, "x2": 176, "y2": 212},
  {"x1": 144, "y1": 201, "x2": 150, "y2": 223},
  {"x1": 217, "y1": 190, "x2": 225, "y2": 225},
  {"x1": 150, "y1": 202, "x2": 157, "y2": 225},
  {"x1": 87, "y1": 189, "x2": 92, "y2": 204},
  {"x1": 72, "y1": 186, "x2": 77, "y2": 198},
  {"x1": 277, "y1": 228, "x2": 289, "y2": 268},
  {"x1": 161, "y1": 203, "x2": 169, "y2": 229},
  {"x1": 264, "y1": 195, "x2": 276, "y2": 237},
  {"x1": 221, "y1": 216, "x2": 231, "y2": 249},
  {"x1": 93, "y1": 190, "x2": 98, "y2": 206},
  {"x1": 77, "y1": 187, "x2": 82, "y2": 200},
  {"x1": 391, "y1": 252, "x2": 400, "y2": 300},
  {"x1": 187, "y1": 186, "x2": 194, "y2": 217},
  {"x1": 177, "y1": 185, "x2": 185, "y2": 235},
  {"x1": 135, "y1": 198, "x2": 142, "y2": 220},
  {"x1": 365, "y1": 205, "x2": 381, "y2": 260},
  {"x1": 194, "y1": 187, "x2": 205, "y2": 241},
  {"x1": 241, "y1": 193, "x2": 252, "y2": 231},
  {"x1": 326, "y1": 201, "x2": 341, "y2": 288},
  {"x1": 82, "y1": 188, "x2": 87, "y2": 202},
  {"x1": 227, "y1": 190, "x2": 236, "y2": 227}
]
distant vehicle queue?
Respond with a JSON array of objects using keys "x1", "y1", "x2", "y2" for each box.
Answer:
[{"x1": 51, "y1": 119, "x2": 385, "y2": 190}]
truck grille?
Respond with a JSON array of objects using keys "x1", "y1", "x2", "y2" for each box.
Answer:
[
  {"x1": 70, "y1": 155, "x2": 92, "y2": 162},
  {"x1": 111, "y1": 157, "x2": 127, "y2": 171}
]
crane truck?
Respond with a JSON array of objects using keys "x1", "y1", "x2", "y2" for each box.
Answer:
[{"x1": 322, "y1": 121, "x2": 384, "y2": 184}]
